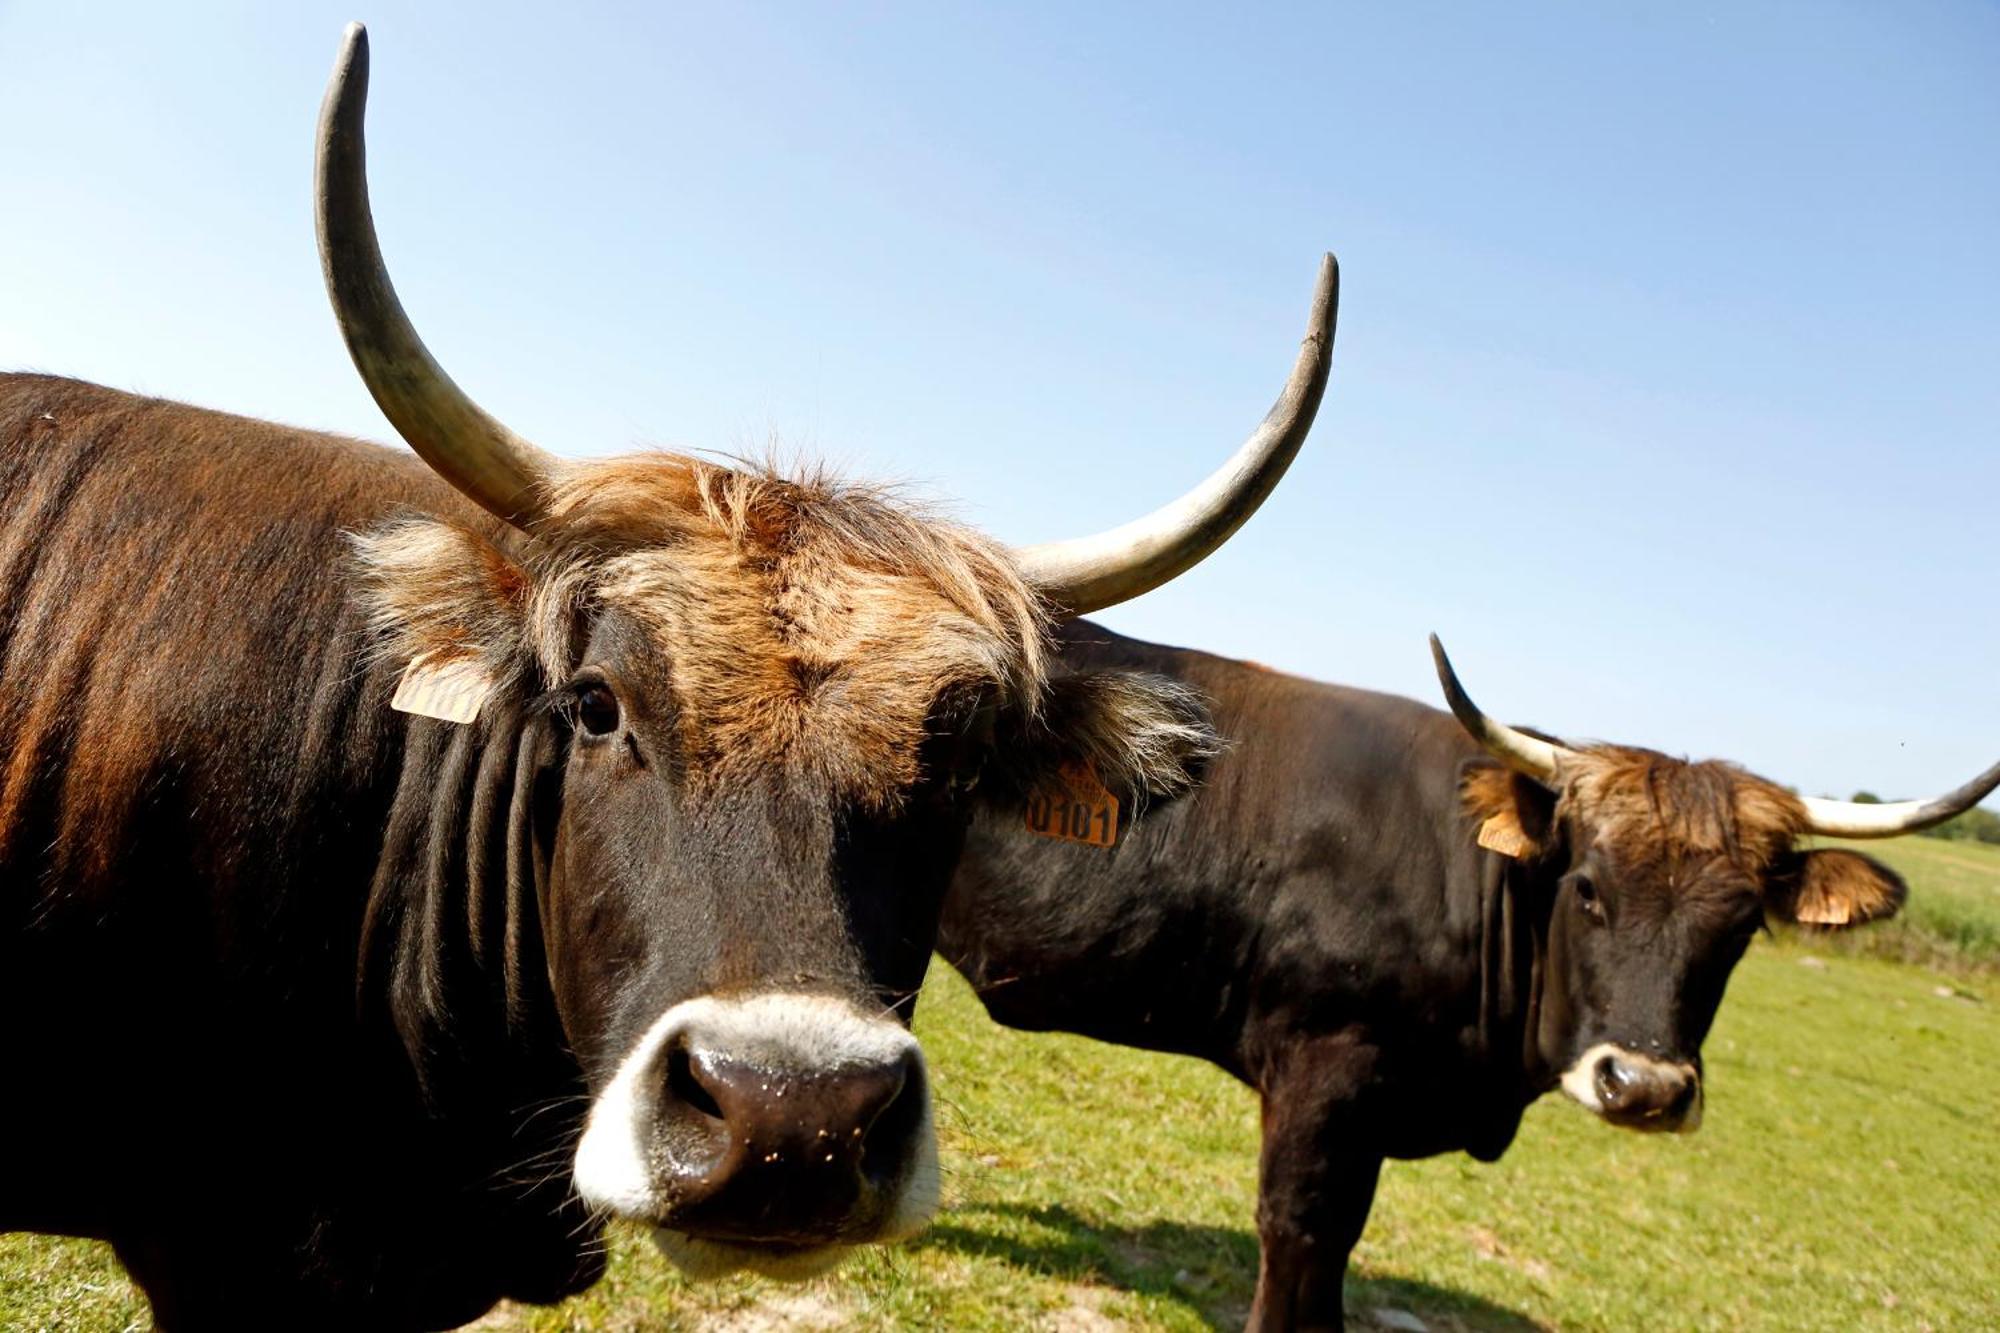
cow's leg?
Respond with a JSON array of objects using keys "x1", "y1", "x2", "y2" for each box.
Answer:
[{"x1": 1246, "y1": 1036, "x2": 1382, "y2": 1333}]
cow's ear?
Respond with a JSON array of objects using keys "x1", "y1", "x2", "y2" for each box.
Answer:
[
  {"x1": 1460, "y1": 761, "x2": 1557, "y2": 860},
  {"x1": 996, "y1": 670, "x2": 1223, "y2": 806},
  {"x1": 351, "y1": 518, "x2": 536, "y2": 701},
  {"x1": 1768, "y1": 848, "x2": 1907, "y2": 929}
]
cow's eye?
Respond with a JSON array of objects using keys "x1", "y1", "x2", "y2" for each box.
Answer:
[
  {"x1": 576, "y1": 683, "x2": 621, "y2": 736},
  {"x1": 1571, "y1": 874, "x2": 1604, "y2": 919}
]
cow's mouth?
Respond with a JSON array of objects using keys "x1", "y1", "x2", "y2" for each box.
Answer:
[
  {"x1": 649, "y1": 1228, "x2": 855, "y2": 1281},
  {"x1": 641, "y1": 1152, "x2": 938, "y2": 1281}
]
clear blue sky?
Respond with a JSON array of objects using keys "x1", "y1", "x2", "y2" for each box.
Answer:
[{"x1": 2, "y1": 2, "x2": 1995, "y2": 806}]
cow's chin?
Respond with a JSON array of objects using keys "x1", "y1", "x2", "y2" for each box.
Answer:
[
  {"x1": 645, "y1": 1169, "x2": 939, "y2": 1282},
  {"x1": 650, "y1": 1230, "x2": 855, "y2": 1281}
]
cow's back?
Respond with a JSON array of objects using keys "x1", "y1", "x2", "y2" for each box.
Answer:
[{"x1": 0, "y1": 374, "x2": 464, "y2": 955}]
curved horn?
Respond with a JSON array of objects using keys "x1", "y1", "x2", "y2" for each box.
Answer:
[
  {"x1": 1799, "y1": 761, "x2": 2000, "y2": 838},
  {"x1": 315, "y1": 23, "x2": 563, "y2": 529},
  {"x1": 1429, "y1": 635, "x2": 1569, "y2": 784},
  {"x1": 1013, "y1": 253, "x2": 1338, "y2": 615}
]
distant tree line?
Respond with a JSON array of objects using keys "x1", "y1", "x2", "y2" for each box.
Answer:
[{"x1": 1848, "y1": 791, "x2": 2000, "y2": 845}]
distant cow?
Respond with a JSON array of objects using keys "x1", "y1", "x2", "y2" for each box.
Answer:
[
  {"x1": 941, "y1": 622, "x2": 1998, "y2": 1331},
  {"x1": 0, "y1": 27, "x2": 1337, "y2": 1331}
]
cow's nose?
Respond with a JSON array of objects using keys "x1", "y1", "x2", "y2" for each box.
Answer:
[
  {"x1": 654, "y1": 1024, "x2": 924, "y2": 1241},
  {"x1": 571, "y1": 993, "x2": 939, "y2": 1251},
  {"x1": 1594, "y1": 1051, "x2": 1698, "y2": 1130}
]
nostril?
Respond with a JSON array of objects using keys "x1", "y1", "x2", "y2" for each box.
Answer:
[
  {"x1": 1668, "y1": 1077, "x2": 1698, "y2": 1118},
  {"x1": 1594, "y1": 1054, "x2": 1628, "y2": 1104},
  {"x1": 856, "y1": 1050, "x2": 924, "y2": 1185},
  {"x1": 646, "y1": 1037, "x2": 736, "y2": 1191},
  {"x1": 665, "y1": 1041, "x2": 724, "y2": 1123},
  {"x1": 850, "y1": 1059, "x2": 910, "y2": 1135}
]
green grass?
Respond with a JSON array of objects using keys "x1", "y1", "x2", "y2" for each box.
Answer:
[
  {"x1": 8, "y1": 835, "x2": 1997, "y2": 1330},
  {"x1": 0, "y1": 1231, "x2": 148, "y2": 1333}
]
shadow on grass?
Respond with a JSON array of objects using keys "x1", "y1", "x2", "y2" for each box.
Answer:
[{"x1": 919, "y1": 1202, "x2": 1545, "y2": 1331}]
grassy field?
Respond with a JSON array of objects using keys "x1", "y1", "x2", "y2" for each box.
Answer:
[{"x1": 5, "y1": 837, "x2": 1996, "y2": 1331}]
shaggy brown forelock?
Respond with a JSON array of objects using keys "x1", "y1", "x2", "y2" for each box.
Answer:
[
  {"x1": 538, "y1": 454, "x2": 1049, "y2": 690},
  {"x1": 1557, "y1": 745, "x2": 1808, "y2": 874},
  {"x1": 359, "y1": 452, "x2": 1087, "y2": 806}
]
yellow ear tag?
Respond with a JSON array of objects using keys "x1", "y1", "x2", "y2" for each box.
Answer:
[
  {"x1": 391, "y1": 653, "x2": 496, "y2": 725},
  {"x1": 1477, "y1": 814, "x2": 1536, "y2": 859},
  {"x1": 1024, "y1": 761, "x2": 1119, "y2": 848}
]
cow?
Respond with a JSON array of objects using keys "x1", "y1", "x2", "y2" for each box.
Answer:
[
  {"x1": 0, "y1": 26, "x2": 1338, "y2": 1331},
  {"x1": 939, "y1": 621, "x2": 2000, "y2": 1331}
]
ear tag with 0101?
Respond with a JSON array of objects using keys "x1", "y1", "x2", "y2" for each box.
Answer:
[{"x1": 1023, "y1": 760, "x2": 1119, "y2": 848}]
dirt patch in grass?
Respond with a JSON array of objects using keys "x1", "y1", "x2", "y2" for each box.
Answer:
[{"x1": 694, "y1": 1288, "x2": 850, "y2": 1331}]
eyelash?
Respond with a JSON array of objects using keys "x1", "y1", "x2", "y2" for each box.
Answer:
[{"x1": 544, "y1": 677, "x2": 622, "y2": 738}]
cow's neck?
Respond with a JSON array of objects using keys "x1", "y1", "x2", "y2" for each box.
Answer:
[
  {"x1": 325, "y1": 676, "x2": 602, "y2": 1306},
  {"x1": 358, "y1": 687, "x2": 575, "y2": 1108},
  {"x1": 1476, "y1": 847, "x2": 1556, "y2": 1102}
]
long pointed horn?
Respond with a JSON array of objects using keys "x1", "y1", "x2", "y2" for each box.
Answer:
[
  {"x1": 1799, "y1": 761, "x2": 2000, "y2": 838},
  {"x1": 1429, "y1": 635, "x2": 1569, "y2": 784},
  {"x1": 1013, "y1": 254, "x2": 1338, "y2": 615},
  {"x1": 315, "y1": 23, "x2": 564, "y2": 530}
]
